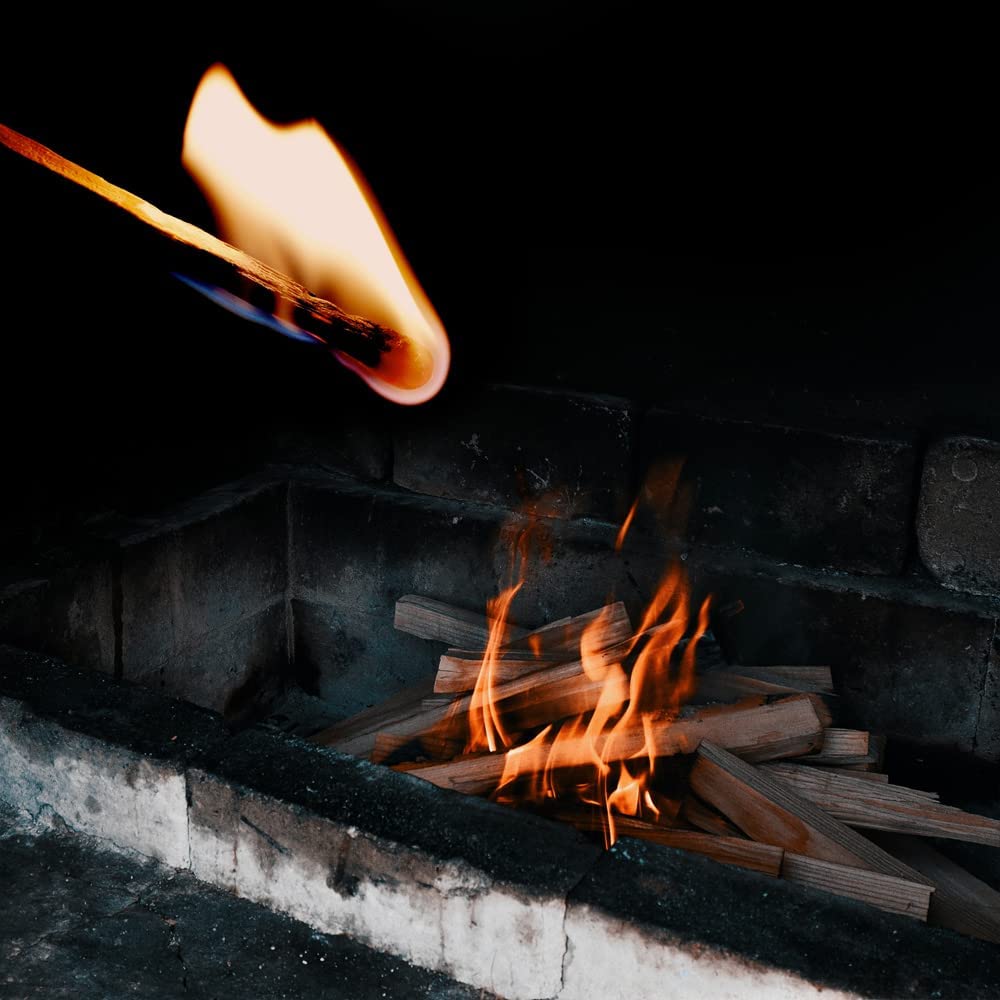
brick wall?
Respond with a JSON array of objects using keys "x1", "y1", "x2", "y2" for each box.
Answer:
[{"x1": 2, "y1": 382, "x2": 999, "y2": 766}]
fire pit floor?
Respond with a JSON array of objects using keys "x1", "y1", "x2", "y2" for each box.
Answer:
[
  {"x1": 0, "y1": 806, "x2": 482, "y2": 999},
  {"x1": 3, "y1": 647, "x2": 1000, "y2": 999}
]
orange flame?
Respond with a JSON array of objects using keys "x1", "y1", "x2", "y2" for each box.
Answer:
[
  {"x1": 182, "y1": 64, "x2": 450, "y2": 404},
  {"x1": 478, "y1": 505, "x2": 712, "y2": 848}
]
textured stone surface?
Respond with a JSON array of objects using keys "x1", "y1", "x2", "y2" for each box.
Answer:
[
  {"x1": 918, "y1": 436, "x2": 1000, "y2": 597},
  {"x1": 5, "y1": 646, "x2": 1000, "y2": 999},
  {"x1": 0, "y1": 560, "x2": 115, "y2": 675},
  {"x1": 290, "y1": 480, "x2": 503, "y2": 712},
  {"x1": 0, "y1": 818, "x2": 485, "y2": 1000},
  {"x1": 120, "y1": 483, "x2": 287, "y2": 710},
  {"x1": 704, "y1": 571, "x2": 996, "y2": 757},
  {"x1": 187, "y1": 770, "x2": 570, "y2": 1000},
  {"x1": 394, "y1": 384, "x2": 635, "y2": 521},
  {"x1": 0, "y1": 697, "x2": 189, "y2": 867},
  {"x1": 642, "y1": 411, "x2": 918, "y2": 574},
  {"x1": 127, "y1": 600, "x2": 286, "y2": 720},
  {"x1": 566, "y1": 839, "x2": 1000, "y2": 999}
]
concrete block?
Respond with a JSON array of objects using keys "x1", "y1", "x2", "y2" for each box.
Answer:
[
  {"x1": 0, "y1": 697, "x2": 188, "y2": 867},
  {"x1": 642, "y1": 411, "x2": 917, "y2": 574},
  {"x1": 394, "y1": 385, "x2": 635, "y2": 521},
  {"x1": 918, "y1": 436, "x2": 1000, "y2": 597}
]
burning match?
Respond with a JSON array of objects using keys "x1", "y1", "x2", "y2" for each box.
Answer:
[{"x1": 0, "y1": 66, "x2": 450, "y2": 404}]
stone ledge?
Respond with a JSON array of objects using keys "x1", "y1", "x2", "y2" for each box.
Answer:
[{"x1": 4, "y1": 646, "x2": 1000, "y2": 998}]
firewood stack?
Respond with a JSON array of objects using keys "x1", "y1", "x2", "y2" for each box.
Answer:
[{"x1": 312, "y1": 595, "x2": 1000, "y2": 943}]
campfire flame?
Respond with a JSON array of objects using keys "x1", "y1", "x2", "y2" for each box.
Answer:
[
  {"x1": 182, "y1": 64, "x2": 449, "y2": 404},
  {"x1": 472, "y1": 499, "x2": 711, "y2": 847}
]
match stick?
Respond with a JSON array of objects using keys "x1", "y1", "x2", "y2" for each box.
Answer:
[{"x1": 0, "y1": 122, "x2": 401, "y2": 368}]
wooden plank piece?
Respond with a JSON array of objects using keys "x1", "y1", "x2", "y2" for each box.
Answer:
[
  {"x1": 689, "y1": 741, "x2": 931, "y2": 885},
  {"x1": 878, "y1": 834, "x2": 1000, "y2": 944},
  {"x1": 781, "y1": 852, "x2": 932, "y2": 921},
  {"x1": 763, "y1": 763, "x2": 998, "y2": 846},
  {"x1": 695, "y1": 666, "x2": 834, "y2": 702},
  {"x1": 401, "y1": 695, "x2": 824, "y2": 796},
  {"x1": 801, "y1": 728, "x2": 885, "y2": 769},
  {"x1": 394, "y1": 595, "x2": 528, "y2": 648},
  {"x1": 434, "y1": 602, "x2": 633, "y2": 694},
  {"x1": 763, "y1": 762, "x2": 939, "y2": 802}
]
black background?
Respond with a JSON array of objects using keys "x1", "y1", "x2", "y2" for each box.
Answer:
[{"x1": 1, "y1": 7, "x2": 997, "y2": 554}]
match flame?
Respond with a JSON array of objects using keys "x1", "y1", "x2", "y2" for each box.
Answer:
[
  {"x1": 182, "y1": 64, "x2": 449, "y2": 404},
  {"x1": 481, "y1": 497, "x2": 712, "y2": 847}
]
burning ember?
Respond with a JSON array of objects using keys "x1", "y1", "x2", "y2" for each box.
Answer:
[{"x1": 183, "y1": 65, "x2": 449, "y2": 404}]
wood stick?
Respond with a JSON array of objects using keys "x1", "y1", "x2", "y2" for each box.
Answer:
[
  {"x1": 394, "y1": 595, "x2": 528, "y2": 649},
  {"x1": 433, "y1": 602, "x2": 633, "y2": 694},
  {"x1": 681, "y1": 795, "x2": 746, "y2": 838},
  {"x1": 781, "y1": 853, "x2": 932, "y2": 921},
  {"x1": 553, "y1": 809, "x2": 783, "y2": 876},
  {"x1": 694, "y1": 666, "x2": 834, "y2": 703},
  {"x1": 806, "y1": 766, "x2": 890, "y2": 784},
  {"x1": 0, "y1": 122, "x2": 402, "y2": 370},
  {"x1": 399, "y1": 695, "x2": 825, "y2": 796},
  {"x1": 689, "y1": 742, "x2": 930, "y2": 885},
  {"x1": 877, "y1": 834, "x2": 1000, "y2": 944},
  {"x1": 763, "y1": 763, "x2": 937, "y2": 802},
  {"x1": 310, "y1": 677, "x2": 439, "y2": 757},
  {"x1": 801, "y1": 728, "x2": 885, "y2": 770},
  {"x1": 763, "y1": 763, "x2": 1000, "y2": 846},
  {"x1": 498, "y1": 602, "x2": 633, "y2": 659}
]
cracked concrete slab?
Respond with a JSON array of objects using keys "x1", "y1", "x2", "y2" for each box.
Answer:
[{"x1": 0, "y1": 813, "x2": 490, "y2": 1000}]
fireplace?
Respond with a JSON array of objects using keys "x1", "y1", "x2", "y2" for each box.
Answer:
[{"x1": 3, "y1": 14, "x2": 1000, "y2": 1000}]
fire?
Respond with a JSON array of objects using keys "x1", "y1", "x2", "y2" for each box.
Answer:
[
  {"x1": 479, "y1": 499, "x2": 712, "y2": 848},
  {"x1": 182, "y1": 64, "x2": 449, "y2": 404}
]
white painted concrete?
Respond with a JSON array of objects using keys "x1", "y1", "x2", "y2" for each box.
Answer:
[
  {"x1": 559, "y1": 902, "x2": 859, "y2": 1000},
  {"x1": 0, "y1": 698, "x2": 189, "y2": 868}
]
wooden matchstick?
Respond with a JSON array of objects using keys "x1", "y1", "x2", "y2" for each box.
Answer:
[{"x1": 0, "y1": 122, "x2": 402, "y2": 369}]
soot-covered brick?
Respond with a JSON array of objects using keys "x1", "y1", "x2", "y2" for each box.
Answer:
[
  {"x1": 642, "y1": 410, "x2": 918, "y2": 574},
  {"x1": 393, "y1": 384, "x2": 635, "y2": 521}
]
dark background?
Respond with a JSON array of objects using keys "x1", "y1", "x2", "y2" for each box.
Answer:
[{"x1": 1, "y1": 7, "x2": 997, "y2": 556}]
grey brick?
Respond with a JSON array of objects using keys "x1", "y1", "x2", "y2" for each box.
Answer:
[
  {"x1": 918, "y1": 436, "x2": 1000, "y2": 597},
  {"x1": 128, "y1": 600, "x2": 287, "y2": 718},
  {"x1": 0, "y1": 561, "x2": 115, "y2": 674},
  {"x1": 394, "y1": 384, "x2": 635, "y2": 521},
  {"x1": 642, "y1": 411, "x2": 918, "y2": 574},
  {"x1": 120, "y1": 484, "x2": 286, "y2": 693}
]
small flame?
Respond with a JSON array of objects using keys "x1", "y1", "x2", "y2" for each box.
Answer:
[{"x1": 182, "y1": 64, "x2": 449, "y2": 404}]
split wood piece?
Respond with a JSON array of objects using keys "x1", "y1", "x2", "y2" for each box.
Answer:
[
  {"x1": 499, "y1": 601, "x2": 633, "y2": 659},
  {"x1": 781, "y1": 853, "x2": 932, "y2": 921},
  {"x1": 689, "y1": 742, "x2": 931, "y2": 885},
  {"x1": 763, "y1": 763, "x2": 938, "y2": 802},
  {"x1": 763, "y1": 763, "x2": 1000, "y2": 847},
  {"x1": 694, "y1": 666, "x2": 834, "y2": 703},
  {"x1": 399, "y1": 695, "x2": 825, "y2": 797},
  {"x1": 434, "y1": 602, "x2": 633, "y2": 694},
  {"x1": 801, "y1": 728, "x2": 885, "y2": 770},
  {"x1": 807, "y1": 766, "x2": 889, "y2": 784},
  {"x1": 0, "y1": 123, "x2": 402, "y2": 370},
  {"x1": 370, "y1": 730, "x2": 465, "y2": 765},
  {"x1": 554, "y1": 809, "x2": 782, "y2": 876},
  {"x1": 394, "y1": 595, "x2": 528, "y2": 649},
  {"x1": 878, "y1": 834, "x2": 1000, "y2": 944},
  {"x1": 681, "y1": 795, "x2": 746, "y2": 838},
  {"x1": 310, "y1": 677, "x2": 441, "y2": 757}
]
